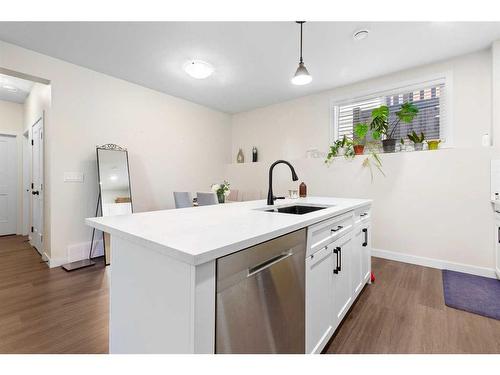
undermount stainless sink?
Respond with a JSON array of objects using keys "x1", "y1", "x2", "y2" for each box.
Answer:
[{"x1": 264, "y1": 204, "x2": 329, "y2": 215}]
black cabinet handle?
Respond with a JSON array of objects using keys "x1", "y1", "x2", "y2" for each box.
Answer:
[
  {"x1": 333, "y1": 247, "x2": 339, "y2": 274},
  {"x1": 362, "y1": 228, "x2": 368, "y2": 247},
  {"x1": 338, "y1": 246, "x2": 342, "y2": 272},
  {"x1": 360, "y1": 212, "x2": 368, "y2": 217},
  {"x1": 498, "y1": 227, "x2": 500, "y2": 244},
  {"x1": 331, "y1": 225, "x2": 343, "y2": 233},
  {"x1": 32, "y1": 191, "x2": 39, "y2": 196}
]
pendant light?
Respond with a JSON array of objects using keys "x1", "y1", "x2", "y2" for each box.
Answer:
[{"x1": 291, "y1": 21, "x2": 312, "y2": 85}]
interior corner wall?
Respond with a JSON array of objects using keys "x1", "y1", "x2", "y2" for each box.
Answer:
[
  {"x1": 0, "y1": 40, "x2": 232, "y2": 266},
  {"x1": 227, "y1": 48, "x2": 498, "y2": 272},
  {"x1": 0, "y1": 99, "x2": 24, "y2": 234},
  {"x1": 23, "y1": 82, "x2": 52, "y2": 257}
]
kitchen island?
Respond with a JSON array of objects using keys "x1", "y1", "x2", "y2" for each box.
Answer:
[{"x1": 86, "y1": 196, "x2": 372, "y2": 354}]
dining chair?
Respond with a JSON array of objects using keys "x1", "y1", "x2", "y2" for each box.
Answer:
[
  {"x1": 173, "y1": 191, "x2": 193, "y2": 208},
  {"x1": 196, "y1": 192, "x2": 219, "y2": 206},
  {"x1": 227, "y1": 189, "x2": 239, "y2": 202}
]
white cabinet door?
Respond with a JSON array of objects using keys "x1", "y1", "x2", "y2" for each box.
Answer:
[
  {"x1": 332, "y1": 234, "x2": 353, "y2": 326},
  {"x1": 361, "y1": 222, "x2": 371, "y2": 283},
  {"x1": 351, "y1": 226, "x2": 364, "y2": 297},
  {"x1": 306, "y1": 244, "x2": 335, "y2": 353}
]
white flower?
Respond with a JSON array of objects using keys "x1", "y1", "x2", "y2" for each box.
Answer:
[
  {"x1": 211, "y1": 184, "x2": 220, "y2": 193},
  {"x1": 224, "y1": 189, "x2": 231, "y2": 197}
]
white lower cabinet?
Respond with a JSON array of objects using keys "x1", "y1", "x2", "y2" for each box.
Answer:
[
  {"x1": 305, "y1": 209, "x2": 371, "y2": 354},
  {"x1": 361, "y1": 222, "x2": 371, "y2": 283},
  {"x1": 306, "y1": 244, "x2": 335, "y2": 353}
]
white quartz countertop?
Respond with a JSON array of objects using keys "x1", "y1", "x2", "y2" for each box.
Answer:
[{"x1": 86, "y1": 196, "x2": 371, "y2": 265}]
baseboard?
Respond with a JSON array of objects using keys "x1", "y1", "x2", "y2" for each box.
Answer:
[
  {"x1": 66, "y1": 239, "x2": 104, "y2": 263},
  {"x1": 372, "y1": 248, "x2": 497, "y2": 279},
  {"x1": 44, "y1": 240, "x2": 104, "y2": 269}
]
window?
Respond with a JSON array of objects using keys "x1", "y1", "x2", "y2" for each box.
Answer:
[{"x1": 333, "y1": 78, "x2": 448, "y2": 147}]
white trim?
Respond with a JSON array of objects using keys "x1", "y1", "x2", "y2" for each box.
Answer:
[
  {"x1": 372, "y1": 248, "x2": 497, "y2": 279},
  {"x1": 330, "y1": 71, "x2": 454, "y2": 148},
  {"x1": 0, "y1": 133, "x2": 18, "y2": 236},
  {"x1": 0, "y1": 132, "x2": 17, "y2": 137}
]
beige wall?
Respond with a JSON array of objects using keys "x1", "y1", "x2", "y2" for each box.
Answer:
[
  {"x1": 0, "y1": 40, "x2": 231, "y2": 265},
  {"x1": 228, "y1": 49, "x2": 498, "y2": 273},
  {"x1": 0, "y1": 99, "x2": 24, "y2": 234}
]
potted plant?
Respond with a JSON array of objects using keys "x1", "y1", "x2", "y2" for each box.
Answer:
[
  {"x1": 325, "y1": 135, "x2": 354, "y2": 162},
  {"x1": 211, "y1": 181, "x2": 230, "y2": 203},
  {"x1": 407, "y1": 131, "x2": 425, "y2": 151},
  {"x1": 426, "y1": 139, "x2": 441, "y2": 150},
  {"x1": 370, "y1": 102, "x2": 419, "y2": 153},
  {"x1": 353, "y1": 123, "x2": 368, "y2": 155}
]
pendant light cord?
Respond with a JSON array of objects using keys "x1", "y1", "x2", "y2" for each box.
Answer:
[
  {"x1": 298, "y1": 21, "x2": 305, "y2": 63},
  {"x1": 296, "y1": 21, "x2": 306, "y2": 63}
]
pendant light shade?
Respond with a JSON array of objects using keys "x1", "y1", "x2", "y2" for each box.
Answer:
[
  {"x1": 292, "y1": 62, "x2": 312, "y2": 85},
  {"x1": 291, "y1": 21, "x2": 312, "y2": 85}
]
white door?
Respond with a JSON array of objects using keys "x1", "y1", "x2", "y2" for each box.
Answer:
[
  {"x1": 361, "y1": 222, "x2": 371, "y2": 283},
  {"x1": 31, "y1": 117, "x2": 43, "y2": 253},
  {"x1": 306, "y1": 244, "x2": 335, "y2": 353},
  {"x1": 351, "y1": 226, "x2": 364, "y2": 296},
  {"x1": 332, "y1": 234, "x2": 353, "y2": 327},
  {"x1": 0, "y1": 134, "x2": 17, "y2": 235}
]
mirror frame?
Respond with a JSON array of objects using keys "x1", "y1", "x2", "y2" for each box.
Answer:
[{"x1": 96, "y1": 143, "x2": 133, "y2": 265}]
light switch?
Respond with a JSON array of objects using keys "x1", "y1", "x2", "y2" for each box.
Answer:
[{"x1": 64, "y1": 172, "x2": 84, "y2": 183}]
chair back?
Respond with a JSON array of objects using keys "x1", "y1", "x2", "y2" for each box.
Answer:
[
  {"x1": 196, "y1": 192, "x2": 219, "y2": 206},
  {"x1": 227, "y1": 189, "x2": 239, "y2": 202},
  {"x1": 173, "y1": 191, "x2": 192, "y2": 209}
]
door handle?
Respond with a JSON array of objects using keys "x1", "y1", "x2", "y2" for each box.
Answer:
[
  {"x1": 247, "y1": 251, "x2": 293, "y2": 277},
  {"x1": 362, "y1": 228, "x2": 368, "y2": 247},
  {"x1": 333, "y1": 247, "x2": 339, "y2": 274},
  {"x1": 32, "y1": 191, "x2": 40, "y2": 196},
  {"x1": 338, "y1": 246, "x2": 342, "y2": 272}
]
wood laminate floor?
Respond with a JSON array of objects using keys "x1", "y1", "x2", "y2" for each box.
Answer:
[
  {"x1": 325, "y1": 257, "x2": 500, "y2": 354},
  {"x1": 0, "y1": 235, "x2": 108, "y2": 353},
  {"x1": 1, "y1": 235, "x2": 499, "y2": 353}
]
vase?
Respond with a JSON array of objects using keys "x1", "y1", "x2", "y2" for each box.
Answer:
[
  {"x1": 427, "y1": 140, "x2": 441, "y2": 150},
  {"x1": 413, "y1": 142, "x2": 423, "y2": 151},
  {"x1": 217, "y1": 192, "x2": 225, "y2": 203},
  {"x1": 382, "y1": 139, "x2": 396, "y2": 153},
  {"x1": 236, "y1": 148, "x2": 244, "y2": 163},
  {"x1": 353, "y1": 145, "x2": 365, "y2": 155}
]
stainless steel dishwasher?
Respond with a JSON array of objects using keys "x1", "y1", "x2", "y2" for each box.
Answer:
[{"x1": 215, "y1": 229, "x2": 306, "y2": 354}]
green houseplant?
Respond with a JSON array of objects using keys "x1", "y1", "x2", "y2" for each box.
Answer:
[
  {"x1": 325, "y1": 135, "x2": 354, "y2": 161},
  {"x1": 370, "y1": 102, "x2": 419, "y2": 153},
  {"x1": 407, "y1": 131, "x2": 425, "y2": 151},
  {"x1": 211, "y1": 181, "x2": 230, "y2": 203},
  {"x1": 353, "y1": 123, "x2": 369, "y2": 155}
]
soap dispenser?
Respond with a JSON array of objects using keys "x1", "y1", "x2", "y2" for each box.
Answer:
[{"x1": 299, "y1": 182, "x2": 307, "y2": 198}]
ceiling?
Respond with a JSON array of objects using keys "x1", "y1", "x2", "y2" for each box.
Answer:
[
  {"x1": 0, "y1": 22, "x2": 499, "y2": 113},
  {"x1": 0, "y1": 73, "x2": 34, "y2": 104}
]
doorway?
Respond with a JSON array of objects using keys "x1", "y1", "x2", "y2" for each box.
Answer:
[
  {"x1": 0, "y1": 133, "x2": 17, "y2": 236},
  {"x1": 30, "y1": 116, "x2": 43, "y2": 254}
]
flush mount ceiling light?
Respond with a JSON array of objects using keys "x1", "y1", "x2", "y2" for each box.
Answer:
[
  {"x1": 291, "y1": 21, "x2": 312, "y2": 86},
  {"x1": 183, "y1": 60, "x2": 214, "y2": 79},
  {"x1": 353, "y1": 29, "x2": 369, "y2": 41}
]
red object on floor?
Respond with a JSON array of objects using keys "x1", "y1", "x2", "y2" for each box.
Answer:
[{"x1": 371, "y1": 272, "x2": 375, "y2": 283}]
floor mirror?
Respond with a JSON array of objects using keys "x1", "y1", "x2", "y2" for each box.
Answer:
[{"x1": 96, "y1": 144, "x2": 133, "y2": 265}]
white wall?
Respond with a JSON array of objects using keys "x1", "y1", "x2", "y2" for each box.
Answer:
[
  {"x1": 0, "y1": 40, "x2": 231, "y2": 266},
  {"x1": 228, "y1": 49, "x2": 499, "y2": 273},
  {"x1": 0, "y1": 99, "x2": 24, "y2": 234}
]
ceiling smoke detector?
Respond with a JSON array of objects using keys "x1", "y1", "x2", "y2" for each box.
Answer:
[{"x1": 353, "y1": 29, "x2": 369, "y2": 41}]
